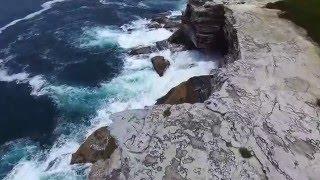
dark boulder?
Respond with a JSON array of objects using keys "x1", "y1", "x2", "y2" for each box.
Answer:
[
  {"x1": 70, "y1": 127, "x2": 117, "y2": 164},
  {"x1": 156, "y1": 75, "x2": 213, "y2": 104},
  {"x1": 151, "y1": 56, "x2": 170, "y2": 77}
]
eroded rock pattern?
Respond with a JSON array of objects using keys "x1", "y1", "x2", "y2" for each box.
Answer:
[{"x1": 91, "y1": 105, "x2": 266, "y2": 179}]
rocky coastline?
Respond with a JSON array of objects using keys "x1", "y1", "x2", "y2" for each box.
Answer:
[{"x1": 71, "y1": 0, "x2": 320, "y2": 179}]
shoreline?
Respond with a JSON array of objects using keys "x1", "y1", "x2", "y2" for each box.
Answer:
[{"x1": 73, "y1": 0, "x2": 320, "y2": 179}]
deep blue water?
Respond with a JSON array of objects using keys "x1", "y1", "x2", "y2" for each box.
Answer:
[
  {"x1": 0, "y1": 0, "x2": 45, "y2": 26},
  {"x1": 0, "y1": 0, "x2": 184, "y2": 179}
]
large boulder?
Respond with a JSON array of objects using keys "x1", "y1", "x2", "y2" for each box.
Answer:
[
  {"x1": 151, "y1": 56, "x2": 170, "y2": 77},
  {"x1": 70, "y1": 127, "x2": 117, "y2": 164},
  {"x1": 156, "y1": 75, "x2": 213, "y2": 104}
]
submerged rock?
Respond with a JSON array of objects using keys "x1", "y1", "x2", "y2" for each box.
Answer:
[
  {"x1": 129, "y1": 46, "x2": 157, "y2": 55},
  {"x1": 70, "y1": 127, "x2": 117, "y2": 164},
  {"x1": 151, "y1": 56, "x2": 170, "y2": 77},
  {"x1": 128, "y1": 40, "x2": 186, "y2": 56},
  {"x1": 156, "y1": 75, "x2": 213, "y2": 104}
]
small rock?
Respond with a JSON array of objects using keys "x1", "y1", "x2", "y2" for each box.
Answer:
[
  {"x1": 70, "y1": 127, "x2": 117, "y2": 164},
  {"x1": 151, "y1": 56, "x2": 170, "y2": 77}
]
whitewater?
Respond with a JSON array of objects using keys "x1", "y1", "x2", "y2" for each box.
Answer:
[{"x1": 0, "y1": 1, "x2": 217, "y2": 179}]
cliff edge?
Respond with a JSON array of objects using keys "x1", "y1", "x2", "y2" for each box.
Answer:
[{"x1": 74, "y1": 0, "x2": 320, "y2": 179}]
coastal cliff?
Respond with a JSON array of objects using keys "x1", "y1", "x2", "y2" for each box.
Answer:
[{"x1": 72, "y1": 0, "x2": 320, "y2": 179}]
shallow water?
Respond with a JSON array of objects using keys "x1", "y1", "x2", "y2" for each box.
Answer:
[{"x1": 0, "y1": 0, "x2": 217, "y2": 179}]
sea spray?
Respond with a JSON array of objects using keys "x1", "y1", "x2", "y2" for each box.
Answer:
[{"x1": 80, "y1": 19, "x2": 172, "y2": 49}]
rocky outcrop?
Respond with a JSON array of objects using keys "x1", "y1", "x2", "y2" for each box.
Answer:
[
  {"x1": 156, "y1": 75, "x2": 214, "y2": 104},
  {"x1": 71, "y1": 127, "x2": 117, "y2": 164},
  {"x1": 151, "y1": 56, "x2": 170, "y2": 77},
  {"x1": 78, "y1": 0, "x2": 320, "y2": 179},
  {"x1": 182, "y1": 3, "x2": 227, "y2": 50},
  {"x1": 169, "y1": 1, "x2": 240, "y2": 64}
]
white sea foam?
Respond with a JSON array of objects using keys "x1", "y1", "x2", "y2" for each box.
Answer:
[
  {"x1": 0, "y1": 64, "x2": 48, "y2": 96},
  {"x1": 0, "y1": 69, "x2": 29, "y2": 82},
  {"x1": 0, "y1": 0, "x2": 67, "y2": 34},
  {"x1": 118, "y1": 28, "x2": 172, "y2": 48},
  {"x1": 4, "y1": 9, "x2": 217, "y2": 180},
  {"x1": 81, "y1": 19, "x2": 172, "y2": 49},
  {"x1": 5, "y1": 55, "x2": 216, "y2": 179},
  {"x1": 28, "y1": 75, "x2": 47, "y2": 96}
]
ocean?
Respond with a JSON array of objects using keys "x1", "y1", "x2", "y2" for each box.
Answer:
[{"x1": 0, "y1": 0, "x2": 217, "y2": 179}]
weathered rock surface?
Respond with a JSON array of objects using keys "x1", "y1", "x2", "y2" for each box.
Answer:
[
  {"x1": 90, "y1": 105, "x2": 266, "y2": 179},
  {"x1": 151, "y1": 56, "x2": 170, "y2": 77},
  {"x1": 84, "y1": 0, "x2": 320, "y2": 179},
  {"x1": 169, "y1": 1, "x2": 240, "y2": 64},
  {"x1": 156, "y1": 75, "x2": 214, "y2": 104},
  {"x1": 71, "y1": 127, "x2": 117, "y2": 164}
]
